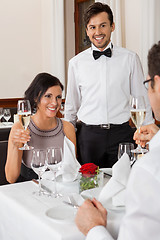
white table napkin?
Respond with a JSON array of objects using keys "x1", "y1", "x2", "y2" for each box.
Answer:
[
  {"x1": 42, "y1": 136, "x2": 81, "y2": 182},
  {"x1": 61, "y1": 136, "x2": 81, "y2": 182},
  {"x1": 98, "y1": 153, "x2": 131, "y2": 207}
]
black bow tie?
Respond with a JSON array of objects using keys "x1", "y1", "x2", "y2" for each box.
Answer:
[{"x1": 93, "y1": 48, "x2": 112, "y2": 60}]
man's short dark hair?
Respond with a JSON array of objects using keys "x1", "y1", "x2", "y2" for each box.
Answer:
[
  {"x1": 148, "y1": 41, "x2": 160, "y2": 88},
  {"x1": 84, "y1": 2, "x2": 113, "y2": 28}
]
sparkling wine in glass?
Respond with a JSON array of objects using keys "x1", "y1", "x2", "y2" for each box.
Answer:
[
  {"x1": 31, "y1": 149, "x2": 47, "y2": 196},
  {"x1": 46, "y1": 147, "x2": 63, "y2": 198},
  {"x1": 130, "y1": 96, "x2": 148, "y2": 153},
  {"x1": 3, "y1": 109, "x2": 11, "y2": 123},
  {"x1": 17, "y1": 100, "x2": 34, "y2": 150}
]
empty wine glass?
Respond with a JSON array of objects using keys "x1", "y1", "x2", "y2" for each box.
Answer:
[
  {"x1": 118, "y1": 142, "x2": 135, "y2": 165},
  {"x1": 17, "y1": 100, "x2": 34, "y2": 150},
  {"x1": 130, "y1": 96, "x2": 148, "y2": 154},
  {"x1": 31, "y1": 149, "x2": 47, "y2": 196},
  {"x1": 59, "y1": 103, "x2": 65, "y2": 117},
  {"x1": 46, "y1": 147, "x2": 63, "y2": 198},
  {"x1": 3, "y1": 109, "x2": 11, "y2": 124},
  {"x1": 0, "y1": 108, "x2": 4, "y2": 123}
]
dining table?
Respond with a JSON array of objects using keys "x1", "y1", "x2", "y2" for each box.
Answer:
[{"x1": 0, "y1": 172, "x2": 125, "y2": 240}]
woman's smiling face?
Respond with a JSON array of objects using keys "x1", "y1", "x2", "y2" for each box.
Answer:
[{"x1": 36, "y1": 85, "x2": 62, "y2": 118}]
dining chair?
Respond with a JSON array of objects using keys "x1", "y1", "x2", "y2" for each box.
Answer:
[{"x1": 0, "y1": 140, "x2": 9, "y2": 185}]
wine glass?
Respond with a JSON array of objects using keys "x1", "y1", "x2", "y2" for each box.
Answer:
[
  {"x1": 130, "y1": 96, "x2": 148, "y2": 153},
  {"x1": 118, "y1": 142, "x2": 135, "y2": 164},
  {"x1": 17, "y1": 100, "x2": 34, "y2": 150},
  {"x1": 31, "y1": 149, "x2": 47, "y2": 196},
  {"x1": 0, "y1": 108, "x2": 4, "y2": 123},
  {"x1": 3, "y1": 109, "x2": 11, "y2": 124},
  {"x1": 46, "y1": 147, "x2": 63, "y2": 198},
  {"x1": 59, "y1": 103, "x2": 65, "y2": 117}
]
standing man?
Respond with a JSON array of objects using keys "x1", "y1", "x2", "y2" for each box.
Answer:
[
  {"x1": 75, "y1": 41, "x2": 160, "y2": 240},
  {"x1": 65, "y1": 2, "x2": 153, "y2": 167}
]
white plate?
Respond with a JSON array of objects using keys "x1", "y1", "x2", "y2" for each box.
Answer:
[{"x1": 46, "y1": 205, "x2": 76, "y2": 222}]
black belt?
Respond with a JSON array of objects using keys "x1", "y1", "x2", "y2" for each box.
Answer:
[{"x1": 80, "y1": 121, "x2": 129, "y2": 129}]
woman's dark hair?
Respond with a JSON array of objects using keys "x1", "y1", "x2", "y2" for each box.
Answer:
[
  {"x1": 84, "y1": 2, "x2": 113, "y2": 28},
  {"x1": 24, "y1": 72, "x2": 64, "y2": 112},
  {"x1": 148, "y1": 41, "x2": 160, "y2": 89}
]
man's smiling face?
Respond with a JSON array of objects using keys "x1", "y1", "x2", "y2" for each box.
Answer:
[{"x1": 86, "y1": 11, "x2": 115, "y2": 51}]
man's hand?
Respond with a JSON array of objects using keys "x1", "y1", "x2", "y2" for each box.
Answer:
[
  {"x1": 75, "y1": 198, "x2": 107, "y2": 236},
  {"x1": 133, "y1": 124, "x2": 159, "y2": 147}
]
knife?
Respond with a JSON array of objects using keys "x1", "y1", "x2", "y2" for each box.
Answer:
[
  {"x1": 32, "y1": 179, "x2": 53, "y2": 194},
  {"x1": 103, "y1": 172, "x2": 112, "y2": 177},
  {"x1": 63, "y1": 201, "x2": 79, "y2": 209}
]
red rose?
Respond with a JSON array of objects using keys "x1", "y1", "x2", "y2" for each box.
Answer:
[{"x1": 79, "y1": 163, "x2": 98, "y2": 176}]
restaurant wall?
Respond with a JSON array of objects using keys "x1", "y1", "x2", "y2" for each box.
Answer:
[
  {"x1": 0, "y1": 0, "x2": 145, "y2": 99},
  {"x1": 0, "y1": 0, "x2": 43, "y2": 98},
  {"x1": 124, "y1": 0, "x2": 141, "y2": 56}
]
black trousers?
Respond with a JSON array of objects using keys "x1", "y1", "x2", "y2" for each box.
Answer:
[{"x1": 76, "y1": 121, "x2": 136, "y2": 168}]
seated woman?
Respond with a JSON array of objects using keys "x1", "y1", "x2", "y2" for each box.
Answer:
[{"x1": 5, "y1": 73, "x2": 76, "y2": 183}]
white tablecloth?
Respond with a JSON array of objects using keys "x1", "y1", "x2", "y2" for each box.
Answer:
[{"x1": 0, "y1": 176, "x2": 125, "y2": 240}]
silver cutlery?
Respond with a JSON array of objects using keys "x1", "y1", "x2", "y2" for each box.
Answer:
[
  {"x1": 32, "y1": 179, "x2": 53, "y2": 195},
  {"x1": 103, "y1": 172, "x2": 112, "y2": 177},
  {"x1": 63, "y1": 201, "x2": 79, "y2": 209}
]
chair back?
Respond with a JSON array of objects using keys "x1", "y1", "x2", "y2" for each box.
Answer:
[{"x1": 0, "y1": 141, "x2": 9, "y2": 185}]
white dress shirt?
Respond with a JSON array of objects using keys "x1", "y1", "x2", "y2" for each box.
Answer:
[
  {"x1": 65, "y1": 43, "x2": 153, "y2": 126},
  {"x1": 86, "y1": 130, "x2": 160, "y2": 240}
]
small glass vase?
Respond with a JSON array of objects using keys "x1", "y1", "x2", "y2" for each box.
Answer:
[{"x1": 79, "y1": 171, "x2": 104, "y2": 193}]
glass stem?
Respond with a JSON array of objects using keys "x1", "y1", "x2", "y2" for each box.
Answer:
[
  {"x1": 54, "y1": 171, "x2": 57, "y2": 196},
  {"x1": 137, "y1": 127, "x2": 142, "y2": 150},
  {"x1": 23, "y1": 143, "x2": 28, "y2": 147},
  {"x1": 24, "y1": 127, "x2": 28, "y2": 147},
  {"x1": 38, "y1": 174, "x2": 42, "y2": 195}
]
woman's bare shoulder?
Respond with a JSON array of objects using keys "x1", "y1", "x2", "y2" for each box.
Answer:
[
  {"x1": 62, "y1": 120, "x2": 76, "y2": 146},
  {"x1": 62, "y1": 120, "x2": 75, "y2": 132}
]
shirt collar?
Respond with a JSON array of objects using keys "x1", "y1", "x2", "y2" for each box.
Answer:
[{"x1": 91, "y1": 42, "x2": 113, "y2": 52}]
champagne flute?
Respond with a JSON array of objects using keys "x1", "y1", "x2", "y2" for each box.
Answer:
[
  {"x1": 31, "y1": 149, "x2": 47, "y2": 196},
  {"x1": 130, "y1": 96, "x2": 148, "y2": 153},
  {"x1": 3, "y1": 109, "x2": 11, "y2": 124},
  {"x1": 46, "y1": 147, "x2": 63, "y2": 198},
  {"x1": 17, "y1": 100, "x2": 34, "y2": 150},
  {"x1": 118, "y1": 142, "x2": 136, "y2": 164}
]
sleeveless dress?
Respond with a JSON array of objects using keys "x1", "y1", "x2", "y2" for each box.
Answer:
[{"x1": 19, "y1": 117, "x2": 65, "y2": 181}]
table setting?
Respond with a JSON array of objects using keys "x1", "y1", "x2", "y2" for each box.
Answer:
[{"x1": 0, "y1": 136, "x2": 142, "y2": 240}]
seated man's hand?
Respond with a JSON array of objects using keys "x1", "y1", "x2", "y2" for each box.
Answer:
[
  {"x1": 75, "y1": 198, "x2": 107, "y2": 236},
  {"x1": 133, "y1": 123, "x2": 159, "y2": 147}
]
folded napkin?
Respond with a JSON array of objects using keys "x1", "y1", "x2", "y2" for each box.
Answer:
[
  {"x1": 43, "y1": 136, "x2": 80, "y2": 182},
  {"x1": 98, "y1": 153, "x2": 131, "y2": 207},
  {"x1": 61, "y1": 136, "x2": 81, "y2": 182}
]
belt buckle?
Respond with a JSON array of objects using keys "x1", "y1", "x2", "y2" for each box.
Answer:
[{"x1": 100, "y1": 124, "x2": 110, "y2": 129}]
